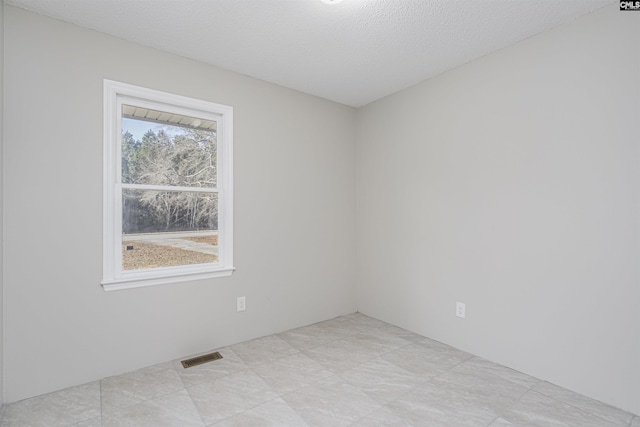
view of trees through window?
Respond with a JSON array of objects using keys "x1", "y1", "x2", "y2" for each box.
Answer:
[{"x1": 121, "y1": 114, "x2": 218, "y2": 271}]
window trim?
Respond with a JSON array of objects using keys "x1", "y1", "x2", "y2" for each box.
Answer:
[{"x1": 102, "y1": 80, "x2": 234, "y2": 291}]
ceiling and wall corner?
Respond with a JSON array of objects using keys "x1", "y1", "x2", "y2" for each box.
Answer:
[{"x1": 4, "y1": 0, "x2": 614, "y2": 107}]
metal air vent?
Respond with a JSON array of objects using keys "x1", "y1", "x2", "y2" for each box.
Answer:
[{"x1": 181, "y1": 351, "x2": 223, "y2": 368}]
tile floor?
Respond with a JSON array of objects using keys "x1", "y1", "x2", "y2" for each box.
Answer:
[{"x1": 1, "y1": 313, "x2": 638, "y2": 426}]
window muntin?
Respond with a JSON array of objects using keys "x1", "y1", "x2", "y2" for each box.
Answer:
[{"x1": 103, "y1": 80, "x2": 234, "y2": 290}]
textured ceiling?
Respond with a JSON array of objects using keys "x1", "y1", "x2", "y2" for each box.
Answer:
[{"x1": 6, "y1": 0, "x2": 614, "y2": 107}]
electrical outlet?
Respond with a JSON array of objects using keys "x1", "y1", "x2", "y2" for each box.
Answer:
[
  {"x1": 237, "y1": 296, "x2": 246, "y2": 312},
  {"x1": 456, "y1": 302, "x2": 466, "y2": 319}
]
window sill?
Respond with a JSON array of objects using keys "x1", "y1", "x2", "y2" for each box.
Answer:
[{"x1": 101, "y1": 267, "x2": 235, "y2": 291}]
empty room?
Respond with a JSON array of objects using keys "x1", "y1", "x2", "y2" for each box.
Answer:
[{"x1": 1, "y1": 0, "x2": 639, "y2": 425}]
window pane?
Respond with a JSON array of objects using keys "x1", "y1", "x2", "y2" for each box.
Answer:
[
  {"x1": 122, "y1": 189, "x2": 218, "y2": 271},
  {"x1": 121, "y1": 112, "x2": 217, "y2": 188}
]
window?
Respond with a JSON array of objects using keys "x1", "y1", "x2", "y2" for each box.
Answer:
[{"x1": 102, "y1": 80, "x2": 234, "y2": 291}]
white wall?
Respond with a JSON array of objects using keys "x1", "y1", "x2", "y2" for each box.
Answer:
[
  {"x1": 356, "y1": 4, "x2": 640, "y2": 415},
  {"x1": 0, "y1": 0, "x2": 4, "y2": 406},
  {"x1": 3, "y1": 6, "x2": 357, "y2": 402}
]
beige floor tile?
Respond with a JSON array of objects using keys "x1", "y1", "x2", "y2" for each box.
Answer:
[
  {"x1": 431, "y1": 363, "x2": 529, "y2": 414},
  {"x1": 350, "y1": 405, "x2": 416, "y2": 426},
  {"x1": 302, "y1": 328, "x2": 408, "y2": 375},
  {"x1": 488, "y1": 417, "x2": 517, "y2": 426},
  {"x1": 501, "y1": 390, "x2": 622, "y2": 427},
  {"x1": 281, "y1": 376, "x2": 381, "y2": 427},
  {"x1": 379, "y1": 344, "x2": 461, "y2": 380},
  {"x1": 351, "y1": 329, "x2": 412, "y2": 353},
  {"x1": 230, "y1": 335, "x2": 299, "y2": 366},
  {"x1": 412, "y1": 337, "x2": 473, "y2": 363},
  {"x1": 461, "y1": 357, "x2": 540, "y2": 389},
  {"x1": 1, "y1": 382, "x2": 100, "y2": 427},
  {"x1": 73, "y1": 417, "x2": 102, "y2": 426},
  {"x1": 313, "y1": 315, "x2": 364, "y2": 332},
  {"x1": 277, "y1": 323, "x2": 352, "y2": 351},
  {"x1": 101, "y1": 362, "x2": 184, "y2": 414},
  {"x1": 103, "y1": 389, "x2": 204, "y2": 427},
  {"x1": 212, "y1": 398, "x2": 308, "y2": 426},
  {"x1": 377, "y1": 324, "x2": 433, "y2": 344},
  {"x1": 342, "y1": 313, "x2": 389, "y2": 331},
  {"x1": 385, "y1": 381, "x2": 498, "y2": 427},
  {"x1": 338, "y1": 357, "x2": 424, "y2": 403},
  {"x1": 532, "y1": 381, "x2": 634, "y2": 426},
  {"x1": 252, "y1": 353, "x2": 333, "y2": 395},
  {"x1": 303, "y1": 338, "x2": 382, "y2": 373},
  {"x1": 188, "y1": 369, "x2": 279, "y2": 425}
]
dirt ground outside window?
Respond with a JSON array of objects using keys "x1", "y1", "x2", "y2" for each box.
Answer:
[{"x1": 122, "y1": 235, "x2": 218, "y2": 270}]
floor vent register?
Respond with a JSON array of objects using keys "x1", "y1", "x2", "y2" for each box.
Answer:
[{"x1": 181, "y1": 351, "x2": 223, "y2": 368}]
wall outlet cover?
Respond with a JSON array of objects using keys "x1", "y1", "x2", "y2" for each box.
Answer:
[{"x1": 456, "y1": 302, "x2": 466, "y2": 318}]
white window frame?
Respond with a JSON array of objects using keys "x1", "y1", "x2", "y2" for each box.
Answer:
[{"x1": 102, "y1": 80, "x2": 234, "y2": 291}]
